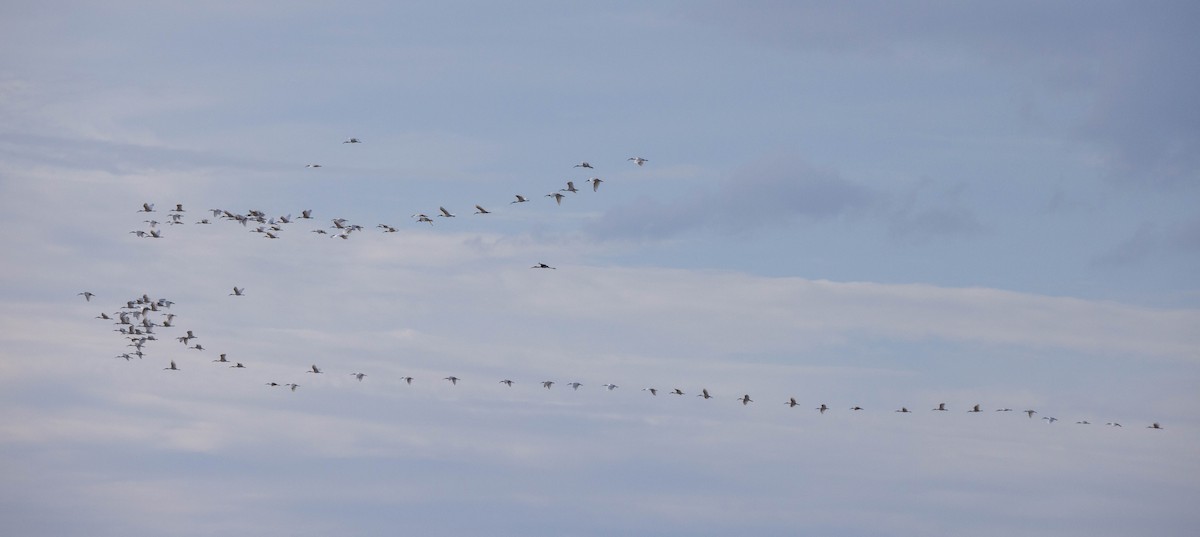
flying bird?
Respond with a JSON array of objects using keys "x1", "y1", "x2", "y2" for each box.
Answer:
[
  {"x1": 785, "y1": 397, "x2": 799, "y2": 408},
  {"x1": 816, "y1": 404, "x2": 829, "y2": 414},
  {"x1": 602, "y1": 384, "x2": 619, "y2": 391},
  {"x1": 932, "y1": 403, "x2": 948, "y2": 411},
  {"x1": 305, "y1": 164, "x2": 322, "y2": 168},
  {"x1": 444, "y1": 376, "x2": 459, "y2": 385},
  {"x1": 1148, "y1": 422, "x2": 1164, "y2": 430},
  {"x1": 401, "y1": 376, "x2": 414, "y2": 385},
  {"x1": 628, "y1": 157, "x2": 648, "y2": 166},
  {"x1": 438, "y1": 206, "x2": 455, "y2": 218},
  {"x1": 739, "y1": 394, "x2": 753, "y2": 405},
  {"x1": 850, "y1": 406, "x2": 864, "y2": 411},
  {"x1": 547, "y1": 192, "x2": 565, "y2": 205},
  {"x1": 561, "y1": 181, "x2": 578, "y2": 193},
  {"x1": 230, "y1": 287, "x2": 244, "y2": 296},
  {"x1": 698, "y1": 388, "x2": 713, "y2": 399},
  {"x1": 287, "y1": 383, "x2": 299, "y2": 391},
  {"x1": 896, "y1": 407, "x2": 911, "y2": 413},
  {"x1": 139, "y1": 203, "x2": 155, "y2": 213},
  {"x1": 500, "y1": 379, "x2": 514, "y2": 387},
  {"x1": 643, "y1": 388, "x2": 658, "y2": 396},
  {"x1": 574, "y1": 162, "x2": 593, "y2": 169},
  {"x1": 308, "y1": 365, "x2": 322, "y2": 374},
  {"x1": 351, "y1": 373, "x2": 366, "y2": 381},
  {"x1": 531, "y1": 263, "x2": 556, "y2": 270},
  {"x1": 511, "y1": 195, "x2": 529, "y2": 204},
  {"x1": 568, "y1": 382, "x2": 583, "y2": 390},
  {"x1": 343, "y1": 137, "x2": 361, "y2": 144},
  {"x1": 1025, "y1": 410, "x2": 1037, "y2": 418},
  {"x1": 670, "y1": 388, "x2": 685, "y2": 396},
  {"x1": 78, "y1": 291, "x2": 95, "y2": 302},
  {"x1": 968, "y1": 404, "x2": 982, "y2": 413},
  {"x1": 590, "y1": 177, "x2": 603, "y2": 192},
  {"x1": 542, "y1": 381, "x2": 555, "y2": 389},
  {"x1": 474, "y1": 205, "x2": 490, "y2": 215},
  {"x1": 164, "y1": 360, "x2": 179, "y2": 371}
]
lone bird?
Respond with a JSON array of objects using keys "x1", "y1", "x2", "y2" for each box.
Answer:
[
  {"x1": 500, "y1": 379, "x2": 514, "y2": 387},
  {"x1": 531, "y1": 263, "x2": 556, "y2": 270},
  {"x1": 628, "y1": 157, "x2": 648, "y2": 166},
  {"x1": 230, "y1": 287, "x2": 245, "y2": 296},
  {"x1": 351, "y1": 373, "x2": 366, "y2": 381},
  {"x1": 574, "y1": 162, "x2": 593, "y2": 169},
  {"x1": 542, "y1": 381, "x2": 555, "y2": 389},
  {"x1": 444, "y1": 376, "x2": 459, "y2": 385},
  {"x1": 785, "y1": 397, "x2": 799, "y2": 408},
  {"x1": 305, "y1": 164, "x2": 322, "y2": 168},
  {"x1": 896, "y1": 407, "x2": 911, "y2": 413},
  {"x1": 1148, "y1": 422, "x2": 1164, "y2": 430},
  {"x1": 1025, "y1": 410, "x2": 1037, "y2": 418},
  {"x1": 401, "y1": 376, "x2": 414, "y2": 385},
  {"x1": 739, "y1": 394, "x2": 753, "y2": 405},
  {"x1": 308, "y1": 365, "x2": 322, "y2": 374},
  {"x1": 817, "y1": 404, "x2": 829, "y2": 414},
  {"x1": 164, "y1": 360, "x2": 179, "y2": 371},
  {"x1": 343, "y1": 137, "x2": 361, "y2": 144}
]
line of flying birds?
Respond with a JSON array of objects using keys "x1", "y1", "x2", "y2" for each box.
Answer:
[{"x1": 77, "y1": 285, "x2": 1166, "y2": 431}]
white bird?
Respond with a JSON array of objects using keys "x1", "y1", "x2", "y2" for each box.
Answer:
[
  {"x1": 628, "y1": 157, "x2": 648, "y2": 166},
  {"x1": 438, "y1": 206, "x2": 455, "y2": 218},
  {"x1": 78, "y1": 291, "x2": 95, "y2": 301},
  {"x1": 671, "y1": 388, "x2": 685, "y2": 396},
  {"x1": 300, "y1": 210, "x2": 314, "y2": 219},
  {"x1": 561, "y1": 181, "x2": 578, "y2": 194},
  {"x1": 574, "y1": 162, "x2": 593, "y2": 169},
  {"x1": 547, "y1": 192, "x2": 565, "y2": 205},
  {"x1": 590, "y1": 177, "x2": 603, "y2": 192},
  {"x1": 230, "y1": 287, "x2": 244, "y2": 296},
  {"x1": 511, "y1": 195, "x2": 529, "y2": 204},
  {"x1": 474, "y1": 205, "x2": 490, "y2": 215},
  {"x1": 139, "y1": 203, "x2": 155, "y2": 213},
  {"x1": 602, "y1": 383, "x2": 618, "y2": 391},
  {"x1": 568, "y1": 382, "x2": 582, "y2": 390},
  {"x1": 643, "y1": 388, "x2": 658, "y2": 396},
  {"x1": 413, "y1": 214, "x2": 434, "y2": 224}
]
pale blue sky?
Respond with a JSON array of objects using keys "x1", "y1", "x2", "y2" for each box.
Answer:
[{"x1": 1, "y1": 2, "x2": 1198, "y2": 536}]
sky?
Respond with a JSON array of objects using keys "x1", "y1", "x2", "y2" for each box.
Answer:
[{"x1": 1, "y1": 1, "x2": 1198, "y2": 535}]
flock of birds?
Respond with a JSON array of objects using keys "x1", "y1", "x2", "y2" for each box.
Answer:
[{"x1": 84, "y1": 143, "x2": 1169, "y2": 432}]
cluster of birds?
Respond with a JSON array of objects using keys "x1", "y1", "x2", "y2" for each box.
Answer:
[
  {"x1": 79, "y1": 289, "x2": 1165, "y2": 431},
  {"x1": 93, "y1": 142, "x2": 1170, "y2": 433}
]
